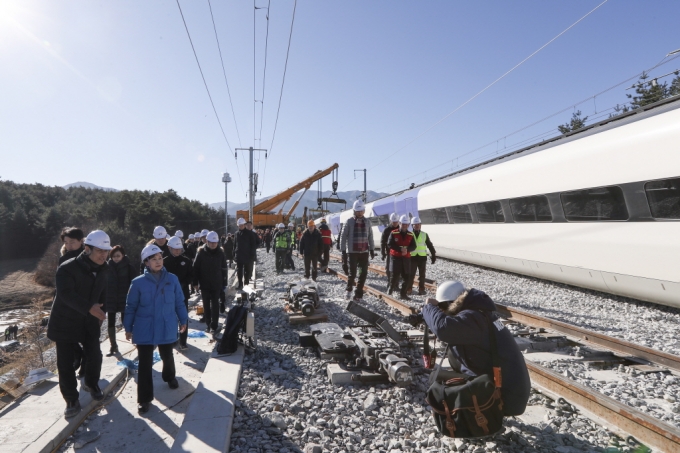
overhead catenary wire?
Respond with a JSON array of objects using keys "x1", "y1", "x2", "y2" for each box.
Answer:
[
  {"x1": 260, "y1": 0, "x2": 298, "y2": 196},
  {"x1": 207, "y1": 0, "x2": 243, "y2": 148},
  {"x1": 368, "y1": 0, "x2": 610, "y2": 173},
  {"x1": 175, "y1": 0, "x2": 246, "y2": 194}
]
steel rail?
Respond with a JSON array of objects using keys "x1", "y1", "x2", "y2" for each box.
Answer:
[
  {"x1": 495, "y1": 303, "x2": 680, "y2": 373},
  {"x1": 527, "y1": 362, "x2": 680, "y2": 453},
  {"x1": 327, "y1": 252, "x2": 437, "y2": 290}
]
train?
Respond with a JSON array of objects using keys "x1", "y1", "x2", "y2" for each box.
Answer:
[{"x1": 317, "y1": 96, "x2": 680, "y2": 308}]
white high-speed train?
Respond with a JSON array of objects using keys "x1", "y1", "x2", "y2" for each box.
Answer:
[{"x1": 318, "y1": 96, "x2": 680, "y2": 308}]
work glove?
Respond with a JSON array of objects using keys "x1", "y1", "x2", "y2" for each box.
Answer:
[
  {"x1": 431, "y1": 255, "x2": 436, "y2": 265},
  {"x1": 370, "y1": 250, "x2": 375, "y2": 259}
]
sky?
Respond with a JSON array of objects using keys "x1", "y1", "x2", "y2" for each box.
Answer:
[{"x1": 2, "y1": 0, "x2": 679, "y2": 205}]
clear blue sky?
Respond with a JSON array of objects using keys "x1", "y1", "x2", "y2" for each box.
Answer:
[{"x1": 2, "y1": 0, "x2": 679, "y2": 205}]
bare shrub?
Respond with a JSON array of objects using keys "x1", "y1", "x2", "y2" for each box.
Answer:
[{"x1": 33, "y1": 239, "x2": 62, "y2": 288}]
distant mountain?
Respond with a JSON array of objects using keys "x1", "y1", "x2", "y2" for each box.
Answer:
[
  {"x1": 210, "y1": 190, "x2": 388, "y2": 217},
  {"x1": 63, "y1": 181, "x2": 118, "y2": 192}
]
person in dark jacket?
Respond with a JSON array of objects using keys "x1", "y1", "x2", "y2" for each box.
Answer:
[
  {"x1": 380, "y1": 214, "x2": 399, "y2": 290},
  {"x1": 263, "y1": 229, "x2": 272, "y2": 253},
  {"x1": 164, "y1": 236, "x2": 193, "y2": 349},
  {"x1": 125, "y1": 244, "x2": 188, "y2": 414},
  {"x1": 192, "y1": 231, "x2": 227, "y2": 333},
  {"x1": 318, "y1": 219, "x2": 332, "y2": 272},
  {"x1": 299, "y1": 220, "x2": 324, "y2": 281},
  {"x1": 246, "y1": 222, "x2": 260, "y2": 264},
  {"x1": 233, "y1": 219, "x2": 256, "y2": 289},
  {"x1": 421, "y1": 281, "x2": 531, "y2": 416},
  {"x1": 387, "y1": 215, "x2": 416, "y2": 300},
  {"x1": 224, "y1": 234, "x2": 234, "y2": 267},
  {"x1": 184, "y1": 234, "x2": 197, "y2": 261},
  {"x1": 47, "y1": 230, "x2": 111, "y2": 418},
  {"x1": 105, "y1": 245, "x2": 137, "y2": 355},
  {"x1": 139, "y1": 226, "x2": 170, "y2": 273},
  {"x1": 59, "y1": 227, "x2": 85, "y2": 265}
]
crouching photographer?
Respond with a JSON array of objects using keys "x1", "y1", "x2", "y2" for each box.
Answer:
[{"x1": 419, "y1": 280, "x2": 531, "y2": 438}]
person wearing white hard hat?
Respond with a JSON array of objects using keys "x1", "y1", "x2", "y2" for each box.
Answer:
[
  {"x1": 233, "y1": 218, "x2": 257, "y2": 289},
  {"x1": 164, "y1": 236, "x2": 193, "y2": 350},
  {"x1": 175, "y1": 230, "x2": 184, "y2": 239},
  {"x1": 380, "y1": 213, "x2": 400, "y2": 290},
  {"x1": 409, "y1": 216, "x2": 437, "y2": 295},
  {"x1": 47, "y1": 230, "x2": 112, "y2": 418},
  {"x1": 184, "y1": 234, "x2": 197, "y2": 262},
  {"x1": 272, "y1": 223, "x2": 292, "y2": 274},
  {"x1": 387, "y1": 215, "x2": 416, "y2": 300},
  {"x1": 199, "y1": 229, "x2": 210, "y2": 246},
  {"x1": 192, "y1": 231, "x2": 227, "y2": 332},
  {"x1": 139, "y1": 226, "x2": 170, "y2": 273},
  {"x1": 124, "y1": 244, "x2": 188, "y2": 414},
  {"x1": 421, "y1": 282, "x2": 531, "y2": 417},
  {"x1": 285, "y1": 222, "x2": 297, "y2": 270},
  {"x1": 339, "y1": 199, "x2": 375, "y2": 301}
]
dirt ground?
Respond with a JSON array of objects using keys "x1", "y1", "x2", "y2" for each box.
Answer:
[{"x1": 0, "y1": 259, "x2": 53, "y2": 311}]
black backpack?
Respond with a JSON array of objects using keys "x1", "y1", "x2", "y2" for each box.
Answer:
[{"x1": 217, "y1": 305, "x2": 249, "y2": 355}]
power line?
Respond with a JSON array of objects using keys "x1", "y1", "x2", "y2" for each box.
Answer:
[
  {"x1": 257, "y1": 0, "x2": 272, "y2": 148},
  {"x1": 207, "y1": 0, "x2": 243, "y2": 148},
  {"x1": 260, "y1": 0, "x2": 297, "y2": 196},
  {"x1": 175, "y1": 0, "x2": 245, "y2": 194},
  {"x1": 368, "y1": 0, "x2": 610, "y2": 172}
]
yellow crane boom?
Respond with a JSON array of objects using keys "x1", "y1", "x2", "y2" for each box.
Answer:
[{"x1": 237, "y1": 163, "x2": 339, "y2": 227}]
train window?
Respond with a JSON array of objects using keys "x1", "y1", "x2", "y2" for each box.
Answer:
[
  {"x1": 418, "y1": 209, "x2": 435, "y2": 225},
  {"x1": 560, "y1": 186, "x2": 628, "y2": 221},
  {"x1": 431, "y1": 207, "x2": 449, "y2": 224},
  {"x1": 377, "y1": 214, "x2": 391, "y2": 226},
  {"x1": 446, "y1": 205, "x2": 472, "y2": 223},
  {"x1": 509, "y1": 195, "x2": 552, "y2": 222},
  {"x1": 644, "y1": 178, "x2": 680, "y2": 219},
  {"x1": 475, "y1": 201, "x2": 505, "y2": 223}
]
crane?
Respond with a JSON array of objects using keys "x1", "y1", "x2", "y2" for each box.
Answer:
[{"x1": 236, "y1": 163, "x2": 340, "y2": 227}]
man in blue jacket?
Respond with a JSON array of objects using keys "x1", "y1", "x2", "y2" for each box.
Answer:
[
  {"x1": 421, "y1": 281, "x2": 531, "y2": 416},
  {"x1": 125, "y1": 244, "x2": 188, "y2": 415}
]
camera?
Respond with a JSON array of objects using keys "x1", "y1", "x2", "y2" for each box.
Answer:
[{"x1": 404, "y1": 301, "x2": 450, "y2": 327}]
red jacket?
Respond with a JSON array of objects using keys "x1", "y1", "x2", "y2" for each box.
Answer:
[
  {"x1": 319, "y1": 224, "x2": 332, "y2": 245},
  {"x1": 388, "y1": 230, "x2": 416, "y2": 258}
]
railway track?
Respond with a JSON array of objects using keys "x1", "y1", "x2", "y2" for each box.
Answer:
[{"x1": 305, "y1": 255, "x2": 680, "y2": 452}]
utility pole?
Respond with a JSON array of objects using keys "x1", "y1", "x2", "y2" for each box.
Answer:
[
  {"x1": 354, "y1": 169, "x2": 367, "y2": 202},
  {"x1": 222, "y1": 172, "x2": 231, "y2": 233},
  {"x1": 236, "y1": 147, "x2": 267, "y2": 224}
]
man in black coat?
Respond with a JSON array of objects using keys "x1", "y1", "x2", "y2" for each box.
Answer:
[
  {"x1": 165, "y1": 236, "x2": 194, "y2": 349},
  {"x1": 233, "y1": 219, "x2": 256, "y2": 289},
  {"x1": 192, "y1": 231, "x2": 227, "y2": 333},
  {"x1": 59, "y1": 227, "x2": 85, "y2": 265},
  {"x1": 47, "y1": 230, "x2": 111, "y2": 418},
  {"x1": 299, "y1": 221, "x2": 324, "y2": 281},
  {"x1": 421, "y1": 281, "x2": 531, "y2": 417}
]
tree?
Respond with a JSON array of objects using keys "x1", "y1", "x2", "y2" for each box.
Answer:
[
  {"x1": 22, "y1": 298, "x2": 51, "y2": 368},
  {"x1": 627, "y1": 72, "x2": 669, "y2": 109},
  {"x1": 558, "y1": 110, "x2": 588, "y2": 134},
  {"x1": 669, "y1": 73, "x2": 680, "y2": 97}
]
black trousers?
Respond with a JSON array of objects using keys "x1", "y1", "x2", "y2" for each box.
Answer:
[
  {"x1": 320, "y1": 244, "x2": 330, "y2": 269},
  {"x1": 410, "y1": 255, "x2": 428, "y2": 292},
  {"x1": 201, "y1": 289, "x2": 221, "y2": 330},
  {"x1": 107, "y1": 311, "x2": 124, "y2": 349},
  {"x1": 346, "y1": 253, "x2": 369, "y2": 298},
  {"x1": 137, "y1": 343, "x2": 175, "y2": 404},
  {"x1": 303, "y1": 254, "x2": 319, "y2": 280},
  {"x1": 285, "y1": 250, "x2": 295, "y2": 269},
  {"x1": 390, "y1": 256, "x2": 411, "y2": 297},
  {"x1": 275, "y1": 249, "x2": 287, "y2": 272},
  {"x1": 237, "y1": 260, "x2": 253, "y2": 286},
  {"x1": 265, "y1": 242, "x2": 271, "y2": 253},
  {"x1": 56, "y1": 336, "x2": 102, "y2": 403},
  {"x1": 385, "y1": 254, "x2": 392, "y2": 288}
]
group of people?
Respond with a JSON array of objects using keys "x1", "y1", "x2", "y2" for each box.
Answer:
[{"x1": 3, "y1": 325, "x2": 18, "y2": 341}]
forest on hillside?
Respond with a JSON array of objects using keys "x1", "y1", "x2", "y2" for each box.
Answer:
[{"x1": 0, "y1": 181, "x2": 224, "y2": 273}]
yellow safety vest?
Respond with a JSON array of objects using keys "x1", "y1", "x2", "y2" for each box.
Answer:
[{"x1": 413, "y1": 231, "x2": 429, "y2": 256}]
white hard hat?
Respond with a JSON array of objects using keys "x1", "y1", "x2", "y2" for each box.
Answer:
[
  {"x1": 436, "y1": 281, "x2": 466, "y2": 303},
  {"x1": 399, "y1": 215, "x2": 410, "y2": 224},
  {"x1": 141, "y1": 244, "x2": 163, "y2": 262},
  {"x1": 83, "y1": 230, "x2": 112, "y2": 251},
  {"x1": 153, "y1": 226, "x2": 167, "y2": 239},
  {"x1": 194, "y1": 232, "x2": 200, "y2": 238},
  {"x1": 288, "y1": 222, "x2": 294, "y2": 227},
  {"x1": 411, "y1": 217, "x2": 422, "y2": 225},
  {"x1": 200, "y1": 229, "x2": 209, "y2": 237},
  {"x1": 278, "y1": 223, "x2": 285, "y2": 229},
  {"x1": 237, "y1": 218, "x2": 246, "y2": 226},
  {"x1": 389, "y1": 213, "x2": 399, "y2": 222},
  {"x1": 206, "y1": 231, "x2": 219, "y2": 243},
  {"x1": 175, "y1": 230, "x2": 184, "y2": 238},
  {"x1": 188, "y1": 234, "x2": 195, "y2": 239},
  {"x1": 353, "y1": 200, "x2": 365, "y2": 211},
  {"x1": 168, "y1": 236, "x2": 184, "y2": 250}
]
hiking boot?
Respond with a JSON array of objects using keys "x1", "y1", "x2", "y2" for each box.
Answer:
[
  {"x1": 400, "y1": 294, "x2": 412, "y2": 301},
  {"x1": 138, "y1": 402, "x2": 150, "y2": 414},
  {"x1": 353, "y1": 296, "x2": 363, "y2": 302},
  {"x1": 205, "y1": 326, "x2": 211, "y2": 333},
  {"x1": 107, "y1": 346, "x2": 119, "y2": 356},
  {"x1": 345, "y1": 291, "x2": 353, "y2": 300},
  {"x1": 237, "y1": 283, "x2": 243, "y2": 290},
  {"x1": 178, "y1": 343, "x2": 188, "y2": 351},
  {"x1": 82, "y1": 382, "x2": 104, "y2": 401},
  {"x1": 64, "y1": 400, "x2": 81, "y2": 418},
  {"x1": 168, "y1": 378, "x2": 179, "y2": 389},
  {"x1": 418, "y1": 289, "x2": 427, "y2": 296}
]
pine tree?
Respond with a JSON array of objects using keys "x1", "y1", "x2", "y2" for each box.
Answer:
[
  {"x1": 627, "y1": 72, "x2": 669, "y2": 109},
  {"x1": 669, "y1": 73, "x2": 680, "y2": 97},
  {"x1": 558, "y1": 110, "x2": 588, "y2": 134}
]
